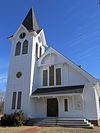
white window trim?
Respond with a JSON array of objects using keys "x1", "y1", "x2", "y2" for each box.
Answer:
[
  {"x1": 17, "y1": 91, "x2": 22, "y2": 110},
  {"x1": 42, "y1": 65, "x2": 63, "y2": 87},
  {"x1": 11, "y1": 91, "x2": 17, "y2": 110},
  {"x1": 55, "y1": 67, "x2": 62, "y2": 86},
  {"x1": 42, "y1": 67, "x2": 49, "y2": 87},
  {"x1": 11, "y1": 91, "x2": 22, "y2": 110},
  {"x1": 64, "y1": 98, "x2": 69, "y2": 112}
]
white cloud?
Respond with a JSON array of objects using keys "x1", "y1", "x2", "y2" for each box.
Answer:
[
  {"x1": 0, "y1": 74, "x2": 7, "y2": 92},
  {"x1": 0, "y1": 75, "x2": 7, "y2": 84}
]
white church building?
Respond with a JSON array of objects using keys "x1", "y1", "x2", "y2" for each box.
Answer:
[{"x1": 4, "y1": 8, "x2": 100, "y2": 126}]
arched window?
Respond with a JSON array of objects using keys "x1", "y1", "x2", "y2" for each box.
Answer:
[
  {"x1": 36, "y1": 43, "x2": 38, "y2": 57},
  {"x1": 22, "y1": 40, "x2": 28, "y2": 54},
  {"x1": 40, "y1": 47, "x2": 42, "y2": 57},
  {"x1": 15, "y1": 42, "x2": 21, "y2": 56}
]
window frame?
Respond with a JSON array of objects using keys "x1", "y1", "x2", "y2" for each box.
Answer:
[
  {"x1": 38, "y1": 36, "x2": 41, "y2": 42},
  {"x1": 19, "y1": 32, "x2": 26, "y2": 39},
  {"x1": 15, "y1": 41, "x2": 21, "y2": 56},
  {"x1": 56, "y1": 68, "x2": 61, "y2": 85},
  {"x1": 42, "y1": 65, "x2": 62, "y2": 87},
  {"x1": 22, "y1": 40, "x2": 28, "y2": 54},
  {"x1": 16, "y1": 72, "x2": 22, "y2": 78},
  {"x1": 64, "y1": 99, "x2": 68, "y2": 112},
  {"x1": 11, "y1": 92, "x2": 16, "y2": 110},
  {"x1": 17, "y1": 91, "x2": 22, "y2": 110},
  {"x1": 49, "y1": 65, "x2": 54, "y2": 86},
  {"x1": 43, "y1": 69, "x2": 48, "y2": 86},
  {"x1": 40, "y1": 46, "x2": 42, "y2": 58},
  {"x1": 36, "y1": 43, "x2": 38, "y2": 58}
]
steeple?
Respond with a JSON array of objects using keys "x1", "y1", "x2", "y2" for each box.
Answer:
[{"x1": 22, "y1": 7, "x2": 39, "y2": 32}]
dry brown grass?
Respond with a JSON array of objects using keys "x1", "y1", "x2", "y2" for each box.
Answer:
[
  {"x1": 0, "y1": 126, "x2": 33, "y2": 133},
  {"x1": 38, "y1": 126, "x2": 100, "y2": 133},
  {"x1": 0, "y1": 126, "x2": 100, "y2": 133}
]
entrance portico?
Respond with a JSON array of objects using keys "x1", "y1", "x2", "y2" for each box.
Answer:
[{"x1": 31, "y1": 85, "x2": 84, "y2": 118}]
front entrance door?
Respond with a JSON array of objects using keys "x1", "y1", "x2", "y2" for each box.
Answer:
[{"x1": 47, "y1": 98, "x2": 58, "y2": 117}]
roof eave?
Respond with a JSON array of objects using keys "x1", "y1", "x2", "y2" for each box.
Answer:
[{"x1": 31, "y1": 93, "x2": 83, "y2": 98}]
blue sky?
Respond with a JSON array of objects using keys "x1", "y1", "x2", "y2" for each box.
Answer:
[{"x1": 0, "y1": 0, "x2": 100, "y2": 91}]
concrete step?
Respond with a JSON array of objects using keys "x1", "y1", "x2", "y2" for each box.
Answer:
[
  {"x1": 27, "y1": 118, "x2": 93, "y2": 128},
  {"x1": 28, "y1": 119, "x2": 86, "y2": 123},
  {"x1": 28, "y1": 123, "x2": 93, "y2": 129},
  {"x1": 28, "y1": 121, "x2": 88, "y2": 125},
  {"x1": 31, "y1": 121, "x2": 89, "y2": 125},
  {"x1": 38, "y1": 120, "x2": 87, "y2": 123}
]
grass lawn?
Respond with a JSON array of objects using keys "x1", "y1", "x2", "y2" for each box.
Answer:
[
  {"x1": 38, "y1": 126, "x2": 100, "y2": 133},
  {"x1": 0, "y1": 126, "x2": 100, "y2": 133},
  {"x1": 0, "y1": 126, "x2": 33, "y2": 133}
]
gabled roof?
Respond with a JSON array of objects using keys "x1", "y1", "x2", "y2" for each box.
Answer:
[
  {"x1": 22, "y1": 7, "x2": 39, "y2": 32},
  {"x1": 32, "y1": 85, "x2": 84, "y2": 97},
  {"x1": 38, "y1": 47, "x2": 98, "y2": 83}
]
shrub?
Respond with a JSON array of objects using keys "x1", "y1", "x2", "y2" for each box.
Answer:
[
  {"x1": 0, "y1": 101, "x2": 4, "y2": 114},
  {"x1": 1, "y1": 111, "x2": 26, "y2": 126}
]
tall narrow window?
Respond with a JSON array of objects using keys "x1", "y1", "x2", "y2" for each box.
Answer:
[
  {"x1": 49, "y1": 65, "x2": 54, "y2": 86},
  {"x1": 15, "y1": 42, "x2": 21, "y2": 56},
  {"x1": 36, "y1": 43, "x2": 38, "y2": 57},
  {"x1": 22, "y1": 40, "x2": 28, "y2": 54},
  {"x1": 64, "y1": 99, "x2": 68, "y2": 112},
  {"x1": 40, "y1": 47, "x2": 42, "y2": 57},
  {"x1": 17, "y1": 91, "x2": 22, "y2": 109},
  {"x1": 43, "y1": 70, "x2": 48, "y2": 86},
  {"x1": 12, "y1": 92, "x2": 16, "y2": 109},
  {"x1": 38, "y1": 36, "x2": 41, "y2": 42},
  {"x1": 56, "y1": 68, "x2": 61, "y2": 85}
]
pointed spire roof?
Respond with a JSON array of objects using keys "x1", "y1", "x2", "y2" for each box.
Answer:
[{"x1": 22, "y1": 7, "x2": 39, "y2": 32}]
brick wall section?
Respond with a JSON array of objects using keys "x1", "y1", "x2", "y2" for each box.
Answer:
[
  {"x1": 89, "y1": 118, "x2": 100, "y2": 126},
  {"x1": 98, "y1": 118, "x2": 100, "y2": 126},
  {"x1": 89, "y1": 120, "x2": 98, "y2": 126}
]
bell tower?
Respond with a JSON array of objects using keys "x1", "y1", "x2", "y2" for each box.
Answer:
[{"x1": 4, "y1": 7, "x2": 48, "y2": 117}]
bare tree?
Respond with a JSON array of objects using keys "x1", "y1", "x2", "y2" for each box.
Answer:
[{"x1": 0, "y1": 89, "x2": 5, "y2": 114}]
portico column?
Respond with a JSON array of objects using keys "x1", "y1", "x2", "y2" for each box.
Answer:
[
  {"x1": 57, "y1": 96, "x2": 60, "y2": 117},
  {"x1": 82, "y1": 94, "x2": 85, "y2": 118}
]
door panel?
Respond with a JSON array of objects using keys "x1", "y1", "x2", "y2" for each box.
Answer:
[{"x1": 47, "y1": 98, "x2": 58, "y2": 117}]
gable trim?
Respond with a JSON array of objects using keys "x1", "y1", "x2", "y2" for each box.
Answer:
[{"x1": 38, "y1": 47, "x2": 98, "y2": 83}]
